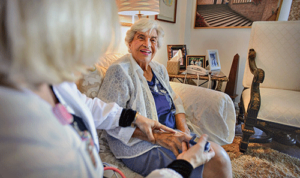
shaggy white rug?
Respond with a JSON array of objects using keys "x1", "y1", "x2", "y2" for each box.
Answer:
[{"x1": 222, "y1": 136, "x2": 300, "y2": 178}]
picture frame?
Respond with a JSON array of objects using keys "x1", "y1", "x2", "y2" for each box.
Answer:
[
  {"x1": 155, "y1": 0, "x2": 177, "y2": 23},
  {"x1": 167, "y1": 44, "x2": 187, "y2": 69},
  {"x1": 186, "y1": 55, "x2": 206, "y2": 69},
  {"x1": 207, "y1": 49, "x2": 221, "y2": 71},
  {"x1": 194, "y1": 0, "x2": 283, "y2": 29}
]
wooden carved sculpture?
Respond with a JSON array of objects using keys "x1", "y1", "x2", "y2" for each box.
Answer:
[{"x1": 240, "y1": 49, "x2": 265, "y2": 152}]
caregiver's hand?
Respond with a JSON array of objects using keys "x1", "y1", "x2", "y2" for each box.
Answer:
[{"x1": 177, "y1": 134, "x2": 215, "y2": 168}]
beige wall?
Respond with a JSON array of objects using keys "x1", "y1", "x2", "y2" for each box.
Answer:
[{"x1": 156, "y1": 0, "x2": 251, "y2": 103}]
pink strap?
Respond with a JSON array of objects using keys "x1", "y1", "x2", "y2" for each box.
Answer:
[{"x1": 52, "y1": 104, "x2": 73, "y2": 125}]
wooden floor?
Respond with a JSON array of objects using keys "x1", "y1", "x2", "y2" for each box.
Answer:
[
  {"x1": 235, "y1": 124, "x2": 300, "y2": 159},
  {"x1": 197, "y1": 5, "x2": 252, "y2": 27}
]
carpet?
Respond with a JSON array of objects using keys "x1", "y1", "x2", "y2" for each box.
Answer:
[{"x1": 222, "y1": 136, "x2": 300, "y2": 178}]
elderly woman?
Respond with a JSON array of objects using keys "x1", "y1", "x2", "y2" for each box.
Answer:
[
  {"x1": 0, "y1": 1, "x2": 215, "y2": 178},
  {"x1": 98, "y1": 19, "x2": 232, "y2": 178}
]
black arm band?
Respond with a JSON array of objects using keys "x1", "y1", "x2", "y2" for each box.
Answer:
[
  {"x1": 167, "y1": 159, "x2": 194, "y2": 178},
  {"x1": 119, "y1": 108, "x2": 137, "y2": 127}
]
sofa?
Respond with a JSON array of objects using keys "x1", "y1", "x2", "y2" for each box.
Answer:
[{"x1": 77, "y1": 53, "x2": 236, "y2": 177}]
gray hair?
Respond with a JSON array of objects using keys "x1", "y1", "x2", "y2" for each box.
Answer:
[
  {"x1": 125, "y1": 18, "x2": 164, "y2": 51},
  {"x1": 0, "y1": 0, "x2": 120, "y2": 88}
]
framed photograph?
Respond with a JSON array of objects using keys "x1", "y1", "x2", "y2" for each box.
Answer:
[
  {"x1": 186, "y1": 55, "x2": 206, "y2": 68},
  {"x1": 167, "y1": 44, "x2": 187, "y2": 69},
  {"x1": 207, "y1": 49, "x2": 221, "y2": 71},
  {"x1": 194, "y1": 0, "x2": 283, "y2": 29},
  {"x1": 155, "y1": 0, "x2": 177, "y2": 23}
]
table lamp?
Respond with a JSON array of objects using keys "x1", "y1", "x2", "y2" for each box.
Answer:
[{"x1": 116, "y1": 0, "x2": 159, "y2": 20}]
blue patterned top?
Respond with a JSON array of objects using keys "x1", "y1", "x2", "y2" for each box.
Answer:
[{"x1": 147, "y1": 71, "x2": 176, "y2": 129}]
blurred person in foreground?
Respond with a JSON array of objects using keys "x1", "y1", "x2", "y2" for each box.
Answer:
[{"x1": 0, "y1": 0, "x2": 215, "y2": 177}]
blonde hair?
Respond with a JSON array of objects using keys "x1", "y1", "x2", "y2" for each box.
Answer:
[
  {"x1": 0, "y1": 0, "x2": 120, "y2": 88},
  {"x1": 125, "y1": 18, "x2": 164, "y2": 52}
]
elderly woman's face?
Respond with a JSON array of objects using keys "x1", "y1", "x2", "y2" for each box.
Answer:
[{"x1": 129, "y1": 29, "x2": 158, "y2": 65}]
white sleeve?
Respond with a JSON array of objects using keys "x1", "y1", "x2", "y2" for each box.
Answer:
[
  {"x1": 76, "y1": 88, "x2": 123, "y2": 130},
  {"x1": 146, "y1": 168, "x2": 183, "y2": 178},
  {"x1": 56, "y1": 82, "x2": 123, "y2": 130}
]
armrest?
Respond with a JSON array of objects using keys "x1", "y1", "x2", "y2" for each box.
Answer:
[
  {"x1": 245, "y1": 49, "x2": 265, "y2": 127},
  {"x1": 170, "y1": 82, "x2": 236, "y2": 145}
]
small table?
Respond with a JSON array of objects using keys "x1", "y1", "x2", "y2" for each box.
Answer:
[{"x1": 169, "y1": 70, "x2": 228, "y2": 91}]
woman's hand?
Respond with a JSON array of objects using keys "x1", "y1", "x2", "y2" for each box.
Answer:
[
  {"x1": 134, "y1": 114, "x2": 176, "y2": 144},
  {"x1": 177, "y1": 134, "x2": 215, "y2": 168},
  {"x1": 153, "y1": 131, "x2": 192, "y2": 156}
]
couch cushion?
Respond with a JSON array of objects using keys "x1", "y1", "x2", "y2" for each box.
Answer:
[
  {"x1": 170, "y1": 82, "x2": 236, "y2": 145},
  {"x1": 76, "y1": 66, "x2": 103, "y2": 98},
  {"x1": 96, "y1": 53, "x2": 126, "y2": 76},
  {"x1": 77, "y1": 53, "x2": 125, "y2": 98},
  {"x1": 242, "y1": 88, "x2": 300, "y2": 128}
]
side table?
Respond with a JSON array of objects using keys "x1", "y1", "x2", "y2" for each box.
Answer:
[{"x1": 169, "y1": 70, "x2": 228, "y2": 91}]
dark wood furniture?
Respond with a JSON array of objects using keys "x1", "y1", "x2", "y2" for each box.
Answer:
[
  {"x1": 168, "y1": 70, "x2": 228, "y2": 91},
  {"x1": 225, "y1": 54, "x2": 239, "y2": 100}
]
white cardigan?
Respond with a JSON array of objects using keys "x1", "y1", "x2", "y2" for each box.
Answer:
[{"x1": 98, "y1": 54, "x2": 186, "y2": 159}]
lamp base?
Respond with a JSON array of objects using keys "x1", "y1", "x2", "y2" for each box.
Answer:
[{"x1": 137, "y1": 14, "x2": 142, "y2": 19}]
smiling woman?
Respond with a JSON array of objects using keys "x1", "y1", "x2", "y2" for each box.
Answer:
[
  {"x1": 128, "y1": 30, "x2": 158, "y2": 73},
  {"x1": 98, "y1": 18, "x2": 232, "y2": 178}
]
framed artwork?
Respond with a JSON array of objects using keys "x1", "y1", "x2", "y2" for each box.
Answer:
[
  {"x1": 207, "y1": 49, "x2": 221, "y2": 71},
  {"x1": 186, "y1": 55, "x2": 206, "y2": 68},
  {"x1": 194, "y1": 0, "x2": 283, "y2": 29},
  {"x1": 155, "y1": 0, "x2": 177, "y2": 23},
  {"x1": 167, "y1": 44, "x2": 187, "y2": 69}
]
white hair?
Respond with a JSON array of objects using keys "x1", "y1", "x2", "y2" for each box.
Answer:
[
  {"x1": 125, "y1": 18, "x2": 164, "y2": 52},
  {"x1": 0, "y1": 0, "x2": 120, "y2": 88}
]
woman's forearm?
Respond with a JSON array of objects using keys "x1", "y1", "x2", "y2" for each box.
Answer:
[
  {"x1": 132, "y1": 127, "x2": 151, "y2": 141},
  {"x1": 175, "y1": 113, "x2": 190, "y2": 134}
]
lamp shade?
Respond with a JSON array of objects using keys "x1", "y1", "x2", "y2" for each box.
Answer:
[{"x1": 116, "y1": 0, "x2": 159, "y2": 16}]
